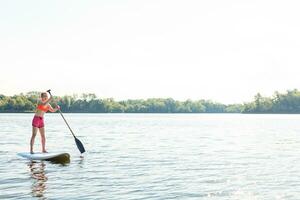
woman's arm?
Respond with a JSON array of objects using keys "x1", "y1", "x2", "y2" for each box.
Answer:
[{"x1": 48, "y1": 104, "x2": 60, "y2": 112}]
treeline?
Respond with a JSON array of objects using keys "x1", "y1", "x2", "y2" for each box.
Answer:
[
  {"x1": 0, "y1": 89, "x2": 300, "y2": 113},
  {"x1": 0, "y1": 92, "x2": 229, "y2": 113},
  {"x1": 243, "y1": 89, "x2": 300, "y2": 113}
]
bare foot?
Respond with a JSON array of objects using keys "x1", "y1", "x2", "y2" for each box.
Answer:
[
  {"x1": 30, "y1": 151, "x2": 34, "y2": 154},
  {"x1": 42, "y1": 150, "x2": 48, "y2": 153}
]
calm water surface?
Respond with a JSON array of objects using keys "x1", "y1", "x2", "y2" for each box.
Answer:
[{"x1": 1, "y1": 114, "x2": 300, "y2": 199}]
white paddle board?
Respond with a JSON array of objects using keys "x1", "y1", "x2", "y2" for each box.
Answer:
[{"x1": 18, "y1": 152, "x2": 70, "y2": 162}]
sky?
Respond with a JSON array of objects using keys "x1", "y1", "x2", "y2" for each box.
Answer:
[{"x1": 1, "y1": 0, "x2": 300, "y2": 104}]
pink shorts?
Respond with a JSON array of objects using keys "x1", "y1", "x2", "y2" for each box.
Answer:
[{"x1": 32, "y1": 116, "x2": 44, "y2": 128}]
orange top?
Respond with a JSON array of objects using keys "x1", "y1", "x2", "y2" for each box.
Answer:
[{"x1": 37, "y1": 104, "x2": 49, "y2": 112}]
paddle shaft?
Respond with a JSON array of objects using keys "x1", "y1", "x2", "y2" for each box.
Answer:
[
  {"x1": 47, "y1": 90, "x2": 76, "y2": 138},
  {"x1": 58, "y1": 109, "x2": 76, "y2": 138}
]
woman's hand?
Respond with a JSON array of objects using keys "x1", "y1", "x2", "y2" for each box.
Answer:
[{"x1": 56, "y1": 105, "x2": 60, "y2": 110}]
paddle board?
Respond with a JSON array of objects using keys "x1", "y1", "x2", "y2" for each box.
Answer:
[{"x1": 18, "y1": 152, "x2": 70, "y2": 163}]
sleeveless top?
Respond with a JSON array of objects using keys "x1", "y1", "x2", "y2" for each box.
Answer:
[{"x1": 37, "y1": 104, "x2": 49, "y2": 112}]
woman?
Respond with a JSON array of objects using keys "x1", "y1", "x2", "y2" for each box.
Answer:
[{"x1": 30, "y1": 91, "x2": 60, "y2": 154}]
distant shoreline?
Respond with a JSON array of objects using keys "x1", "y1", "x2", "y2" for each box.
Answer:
[{"x1": 1, "y1": 89, "x2": 300, "y2": 114}]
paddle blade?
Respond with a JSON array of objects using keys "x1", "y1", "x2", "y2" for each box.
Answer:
[{"x1": 74, "y1": 137, "x2": 86, "y2": 154}]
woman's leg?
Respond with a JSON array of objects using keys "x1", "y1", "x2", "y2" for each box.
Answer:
[
  {"x1": 30, "y1": 126, "x2": 38, "y2": 153},
  {"x1": 39, "y1": 127, "x2": 47, "y2": 153}
]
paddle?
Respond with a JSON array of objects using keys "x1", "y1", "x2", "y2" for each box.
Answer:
[{"x1": 47, "y1": 90, "x2": 86, "y2": 154}]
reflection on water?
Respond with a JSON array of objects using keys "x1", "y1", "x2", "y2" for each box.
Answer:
[
  {"x1": 28, "y1": 161, "x2": 48, "y2": 199},
  {"x1": 78, "y1": 155, "x2": 85, "y2": 167}
]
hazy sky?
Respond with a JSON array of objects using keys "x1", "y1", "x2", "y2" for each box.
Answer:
[{"x1": 1, "y1": 0, "x2": 300, "y2": 103}]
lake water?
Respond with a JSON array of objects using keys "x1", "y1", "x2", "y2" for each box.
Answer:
[{"x1": 1, "y1": 114, "x2": 300, "y2": 199}]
